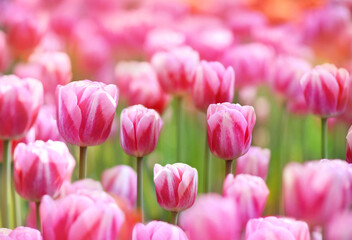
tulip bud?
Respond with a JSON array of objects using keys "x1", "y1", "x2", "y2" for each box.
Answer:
[
  {"x1": 236, "y1": 146, "x2": 270, "y2": 180},
  {"x1": 56, "y1": 80, "x2": 118, "y2": 146},
  {"x1": 223, "y1": 174, "x2": 269, "y2": 228},
  {"x1": 207, "y1": 103, "x2": 256, "y2": 160},
  {"x1": 0, "y1": 75, "x2": 43, "y2": 140},
  {"x1": 346, "y1": 126, "x2": 352, "y2": 163},
  {"x1": 192, "y1": 61, "x2": 235, "y2": 111},
  {"x1": 246, "y1": 217, "x2": 310, "y2": 240},
  {"x1": 300, "y1": 63, "x2": 350, "y2": 117},
  {"x1": 133, "y1": 221, "x2": 188, "y2": 240},
  {"x1": 283, "y1": 159, "x2": 352, "y2": 226},
  {"x1": 120, "y1": 105, "x2": 163, "y2": 157},
  {"x1": 0, "y1": 227, "x2": 42, "y2": 240},
  {"x1": 14, "y1": 140, "x2": 75, "y2": 202},
  {"x1": 101, "y1": 165, "x2": 137, "y2": 208},
  {"x1": 154, "y1": 163, "x2": 198, "y2": 212},
  {"x1": 32, "y1": 105, "x2": 62, "y2": 142},
  {"x1": 325, "y1": 211, "x2": 352, "y2": 240}
]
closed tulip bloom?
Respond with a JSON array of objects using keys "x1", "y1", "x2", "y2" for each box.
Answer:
[
  {"x1": 154, "y1": 163, "x2": 198, "y2": 212},
  {"x1": 192, "y1": 61, "x2": 235, "y2": 111},
  {"x1": 14, "y1": 140, "x2": 75, "y2": 202},
  {"x1": 32, "y1": 105, "x2": 62, "y2": 142},
  {"x1": 346, "y1": 126, "x2": 352, "y2": 163},
  {"x1": 207, "y1": 103, "x2": 256, "y2": 160},
  {"x1": 41, "y1": 190, "x2": 124, "y2": 240},
  {"x1": 0, "y1": 227, "x2": 42, "y2": 240},
  {"x1": 120, "y1": 105, "x2": 163, "y2": 157},
  {"x1": 236, "y1": 146, "x2": 270, "y2": 180},
  {"x1": 101, "y1": 165, "x2": 137, "y2": 208},
  {"x1": 246, "y1": 217, "x2": 310, "y2": 240},
  {"x1": 325, "y1": 211, "x2": 352, "y2": 240},
  {"x1": 151, "y1": 46, "x2": 199, "y2": 95},
  {"x1": 300, "y1": 63, "x2": 350, "y2": 117},
  {"x1": 133, "y1": 221, "x2": 188, "y2": 240},
  {"x1": 179, "y1": 194, "x2": 241, "y2": 240},
  {"x1": 223, "y1": 174, "x2": 269, "y2": 228},
  {"x1": 0, "y1": 75, "x2": 43, "y2": 140},
  {"x1": 283, "y1": 159, "x2": 352, "y2": 226},
  {"x1": 56, "y1": 80, "x2": 118, "y2": 146}
]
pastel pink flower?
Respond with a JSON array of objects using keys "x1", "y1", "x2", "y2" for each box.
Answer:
[
  {"x1": 192, "y1": 61, "x2": 235, "y2": 111},
  {"x1": 283, "y1": 159, "x2": 352, "y2": 226},
  {"x1": 120, "y1": 105, "x2": 163, "y2": 157},
  {"x1": 0, "y1": 31, "x2": 9, "y2": 72},
  {"x1": 325, "y1": 210, "x2": 352, "y2": 240},
  {"x1": 236, "y1": 146, "x2": 270, "y2": 180},
  {"x1": 151, "y1": 46, "x2": 199, "y2": 95},
  {"x1": 101, "y1": 165, "x2": 137, "y2": 208},
  {"x1": 0, "y1": 227, "x2": 42, "y2": 240},
  {"x1": 56, "y1": 80, "x2": 118, "y2": 146},
  {"x1": 40, "y1": 190, "x2": 124, "y2": 240},
  {"x1": 0, "y1": 75, "x2": 43, "y2": 140},
  {"x1": 60, "y1": 179, "x2": 104, "y2": 197},
  {"x1": 347, "y1": 126, "x2": 352, "y2": 163},
  {"x1": 246, "y1": 217, "x2": 310, "y2": 240},
  {"x1": 179, "y1": 194, "x2": 241, "y2": 240},
  {"x1": 207, "y1": 103, "x2": 256, "y2": 160},
  {"x1": 223, "y1": 174, "x2": 269, "y2": 228},
  {"x1": 14, "y1": 140, "x2": 75, "y2": 202},
  {"x1": 154, "y1": 163, "x2": 198, "y2": 212},
  {"x1": 300, "y1": 63, "x2": 350, "y2": 117},
  {"x1": 32, "y1": 105, "x2": 62, "y2": 142},
  {"x1": 133, "y1": 221, "x2": 188, "y2": 240}
]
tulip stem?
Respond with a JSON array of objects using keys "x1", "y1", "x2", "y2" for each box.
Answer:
[
  {"x1": 137, "y1": 156, "x2": 144, "y2": 222},
  {"x1": 79, "y1": 146, "x2": 88, "y2": 179},
  {"x1": 175, "y1": 97, "x2": 182, "y2": 162},
  {"x1": 321, "y1": 117, "x2": 328, "y2": 159},
  {"x1": 12, "y1": 173, "x2": 21, "y2": 227},
  {"x1": 1, "y1": 140, "x2": 11, "y2": 228},
  {"x1": 35, "y1": 201, "x2": 41, "y2": 231},
  {"x1": 225, "y1": 160, "x2": 233, "y2": 177},
  {"x1": 203, "y1": 132, "x2": 210, "y2": 193},
  {"x1": 170, "y1": 211, "x2": 178, "y2": 225}
]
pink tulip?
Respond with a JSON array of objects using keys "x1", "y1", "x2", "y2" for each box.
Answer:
[
  {"x1": 300, "y1": 63, "x2": 350, "y2": 117},
  {"x1": 14, "y1": 140, "x2": 75, "y2": 202},
  {"x1": 41, "y1": 190, "x2": 124, "y2": 240},
  {"x1": 0, "y1": 75, "x2": 43, "y2": 140},
  {"x1": 192, "y1": 61, "x2": 235, "y2": 111},
  {"x1": 207, "y1": 103, "x2": 256, "y2": 160},
  {"x1": 0, "y1": 227, "x2": 42, "y2": 240},
  {"x1": 56, "y1": 80, "x2": 118, "y2": 146},
  {"x1": 60, "y1": 179, "x2": 104, "y2": 197},
  {"x1": 0, "y1": 31, "x2": 9, "y2": 72},
  {"x1": 283, "y1": 159, "x2": 352, "y2": 226},
  {"x1": 223, "y1": 174, "x2": 269, "y2": 228},
  {"x1": 133, "y1": 221, "x2": 188, "y2": 240},
  {"x1": 32, "y1": 105, "x2": 62, "y2": 142},
  {"x1": 179, "y1": 194, "x2": 241, "y2": 240},
  {"x1": 120, "y1": 105, "x2": 163, "y2": 157},
  {"x1": 236, "y1": 146, "x2": 270, "y2": 180},
  {"x1": 325, "y1": 211, "x2": 352, "y2": 240},
  {"x1": 347, "y1": 126, "x2": 352, "y2": 163},
  {"x1": 101, "y1": 165, "x2": 137, "y2": 208},
  {"x1": 151, "y1": 46, "x2": 199, "y2": 95},
  {"x1": 221, "y1": 43, "x2": 274, "y2": 88},
  {"x1": 154, "y1": 163, "x2": 198, "y2": 212},
  {"x1": 246, "y1": 217, "x2": 310, "y2": 240}
]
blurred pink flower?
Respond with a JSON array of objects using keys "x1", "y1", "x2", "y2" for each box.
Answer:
[
  {"x1": 0, "y1": 226, "x2": 42, "y2": 240},
  {"x1": 347, "y1": 126, "x2": 352, "y2": 163},
  {"x1": 133, "y1": 221, "x2": 188, "y2": 240},
  {"x1": 0, "y1": 31, "x2": 10, "y2": 72},
  {"x1": 325, "y1": 210, "x2": 352, "y2": 240}
]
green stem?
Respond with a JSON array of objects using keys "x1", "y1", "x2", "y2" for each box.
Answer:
[
  {"x1": 137, "y1": 156, "x2": 144, "y2": 222},
  {"x1": 12, "y1": 173, "x2": 21, "y2": 227},
  {"x1": 203, "y1": 131, "x2": 209, "y2": 193},
  {"x1": 175, "y1": 97, "x2": 182, "y2": 163},
  {"x1": 321, "y1": 117, "x2": 328, "y2": 159},
  {"x1": 170, "y1": 211, "x2": 179, "y2": 225},
  {"x1": 79, "y1": 146, "x2": 88, "y2": 179},
  {"x1": 35, "y1": 201, "x2": 40, "y2": 231},
  {"x1": 1, "y1": 140, "x2": 11, "y2": 228},
  {"x1": 225, "y1": 160, "x2": 233, "y2": 178}
]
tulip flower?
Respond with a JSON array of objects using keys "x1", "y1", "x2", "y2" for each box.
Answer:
[
  {"x1": 101, "y1": 165, "x2": 137, "y2": 208},
  {"x1": 207, "y1": 103, "x2": 256, "y2": 176},
  {"x1": 283, "y1": 159, "x2": 352, "y2": 227},
  {"x1": 236, "y1": 146, "x2": 270, "y2": 180},
  {"x1": 154, "y1": 163, "x2": 198, "y2": 224},
  {"x1": 0, "y1": 31, "x2": 9, "y2": 72},
  {"x1": 223, "y1": 174, "x2": 269, "y2": 229},
  {"x1": 120, "y1": 104, "x2": 163, "y2": 219},
  {"x1": 325, "y1": 211, "x2": 352, "y2": 240},
  {"x1": 246, "y1": 217, "x2": 310, "y2": 240},
  {"x1": 32, "y1": 105, "x2": 62, "y2": 142},
  {"x1": 346, "y1": 126, "x2": 352, "y2": 163},
  {"x1": 0, "y1": 227, "x2": 42, "y2": 240},
  {"x1": 133, "y1": 221, "x2": 189, "y2": 240},
  {"x1": 179, "y1": 194, "x2": 241, "y2": 240},
  {"x1": 56, "y1": 80, "x2": 118, "y2": 179}
]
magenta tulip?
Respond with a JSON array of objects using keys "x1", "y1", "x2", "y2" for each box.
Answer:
[
  {"x1": 192, "y1": 61, "x2": 235, "y2": 111},
  {"x1": 120, "y1": 105, "x2": 163, "y2": 157},
  {"x1": 325, "y1": 211, "x2": 352, "y2": 240},
  {"x1": 300, "y1": 63, "x2": 350, "y2": 117},
  {"x1": 101, "y1": 165, "x2": 137, "y2": 208},
  {"x1": 154, "y1": 163, "x2": 198, "y2": 212},
  {"x1": 346, "y1": 126, "x2": 352, "y2": 163},
  {"x1": 246, "y1": 217, "x2": 310, "y2": 240},
  {"x1": 56, "y1": 80, "x2": 118, "y2": 146},
  {"x1": 0, "y1": 227, "x2": 42, "y2": 240},
  {"x1": 0, "y1": 75, "x2": 43, "y2": 140},
  {"x1": 133, "y1": 221, "x2": 188, "y2": 240}
]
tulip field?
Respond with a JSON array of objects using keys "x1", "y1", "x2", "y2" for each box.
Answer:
[{"x1": 1, "y1": 0, "x2": 352, "y2": 239}]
